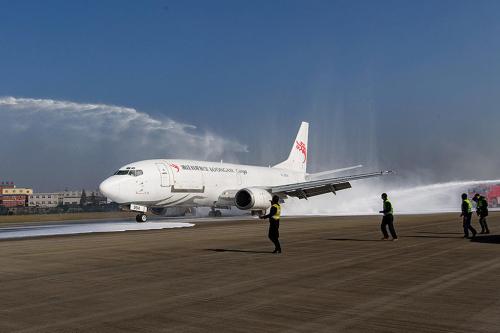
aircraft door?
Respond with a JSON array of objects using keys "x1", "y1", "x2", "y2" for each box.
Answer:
[{"x1": 155, "y1": 163, "x2": 171, "y2": 187}]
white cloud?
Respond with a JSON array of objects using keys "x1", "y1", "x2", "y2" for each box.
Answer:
[{"x1": 0, "y1": 96, "x2": 247, "y2": 190}]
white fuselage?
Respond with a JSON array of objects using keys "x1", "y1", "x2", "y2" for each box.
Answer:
[{"x1": 99, "y1": 159, "x2": 306, "y2": 208}]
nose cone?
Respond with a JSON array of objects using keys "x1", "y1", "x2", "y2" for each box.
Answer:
[{"x1": 99, "y1": 177, "x2": 122, "y2": 203}]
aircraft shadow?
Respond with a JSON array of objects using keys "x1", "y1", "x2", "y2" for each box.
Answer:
[
  {"x1": 327, "y1": 238, "x2": 381, "y2": 242},
  {"x1": 205, "y1": 248, "x2": 273, "y2": 254},
  {"x1": 470, "y1": 235, "x2": 500, "y2": 244}
]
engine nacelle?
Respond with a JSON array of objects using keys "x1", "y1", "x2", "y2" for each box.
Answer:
[{"x1": 235, "y1": 187, "x2": 273, "y2": 210}]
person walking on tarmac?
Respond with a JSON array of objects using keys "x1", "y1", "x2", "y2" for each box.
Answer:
[
  {"x1": 473, "y1": 193, "x2": 490, "y2": 234},
  {"x1": 379, "y1": 193, "x2": 398, "y2": 241},
  {"x1": 260, "y1": 195, "x2": 282, "y2": 253},
  {"x1": 460, "y1": 193, "x2": 477, "y2": 239}
]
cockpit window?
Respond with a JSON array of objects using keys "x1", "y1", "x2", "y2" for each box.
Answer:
[
  {"x1": 114, "y1": 169, "x2": 143, "y2": 176},
  {"x1": 130, "y1": 170, "x2": 143, "y2": 176}
]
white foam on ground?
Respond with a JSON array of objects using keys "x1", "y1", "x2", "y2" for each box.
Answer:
[
  {"x1": 283, "y1": 179, "x2": 500, "y2": 216},
  {"x1": 0, "y1": 221, "x2": 194, "y2": 240}
]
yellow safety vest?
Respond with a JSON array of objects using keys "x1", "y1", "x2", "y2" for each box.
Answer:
[
  {"x1": 383, "y1": 199, "x2": 393, "y2": 216},
  {"x1": 272, "y1": 203, "x2": 281, "y2": 220},
  {"x1": 464, "y1": 199, "x2": 472, "y2": 213},
  {"x1": 477, "y1": 197, "x2": 487, "y2": 210}
]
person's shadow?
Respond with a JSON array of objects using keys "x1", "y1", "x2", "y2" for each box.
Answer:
[
  {"x1": 405, "y1": 235, "x2": 459, "y2": 239},
  {"x1": 327, "y1": 238, "x2": 381, "y2": 242},
  {"x1": 470, "y1": 235, "x2": 500, "y2": 244},
  {"x1": 415, "y1": 231, "x2": 463, "y2": 235},
  {"x1": 205, "y1": 248, "x2": 273, "y2": 254}
]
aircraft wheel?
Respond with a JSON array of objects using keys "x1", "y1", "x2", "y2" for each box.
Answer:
[
  {"x1": 215, "y1": 210, "x2": 222, "y2": 217},
  {"x1": 136, "y1": 213, "x2": 147, "y2": 223},
  {"x1": 208, "y1": 211, "x2": 215, "y2": 217}
]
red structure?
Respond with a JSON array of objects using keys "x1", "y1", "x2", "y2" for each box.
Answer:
[
  {"x1": 468, "y1": 184, "x2": 500, "y2": 208},
  {"x1": 0, "y1": 181, "x2": 14, "y2": 189},
  {"x1": 0, "y1": 182, "x2": 29, "y2": 208},
  {"x1": 0, "y1": 195, "x2": 27, "y2": 207},
  {"x1": 487, "y1": 185, "x2": 500, "y2": 207}
]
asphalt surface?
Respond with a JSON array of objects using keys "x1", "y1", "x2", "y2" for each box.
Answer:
[{"x1": 1, "y1": 212, "x2": 499, "y2": 332}]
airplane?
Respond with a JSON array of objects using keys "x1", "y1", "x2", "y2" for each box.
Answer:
[{"x1": 99, "y1": 122, "x2": 392, "y2": 222}]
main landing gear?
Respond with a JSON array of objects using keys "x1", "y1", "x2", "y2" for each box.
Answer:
[
  {"x1": 251, "y1": 210, "x2": 265, "y2": 217},
  {"x1": 136, "y1": 213, "x2": 147, "y2": 223},
  {"x1": 208, "y1": 208, "x2": 222, "y2": 217}
]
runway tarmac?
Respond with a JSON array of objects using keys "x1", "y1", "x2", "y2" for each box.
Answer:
[{"x1": 0, "y1": 212, "x2": 499, "y2": 332}]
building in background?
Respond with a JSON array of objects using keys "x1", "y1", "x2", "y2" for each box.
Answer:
[
  {"x1": 29, "y1": 190, "x2": 85, "y2": 207},
  {"x1": 84, "y1": 190, "x2": 108, "y2": 206},
  {"x1": 28, "y1": 192, "x2": 63, "y2": 208},
  {"x1": 0, "y1": 182, "x2": 33, "y2": 207},
  {"x1": 28, "y1": 190, "x2": 107, "y2": 208},
  {"x1": 62, "y1": 190, "x2": 81, "y2": 206},
  {"x1": 0, "y1": 180, "x2": 109, "y2": 214}
]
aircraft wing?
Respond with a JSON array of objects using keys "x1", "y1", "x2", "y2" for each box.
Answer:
[
  {"x1": 271, "y1": 171, "x2": 392, "y2": 199},
  {"x1": 306, "y1": 164, "x2": 363, "y2": 180}
]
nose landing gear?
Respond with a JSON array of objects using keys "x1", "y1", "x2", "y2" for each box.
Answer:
[
  {"x1": 136, "y1": 213, "x2": 147, "y2": 223},
  {"x1": 129, "y1": 204, "x2": 148, "y2": 223}
]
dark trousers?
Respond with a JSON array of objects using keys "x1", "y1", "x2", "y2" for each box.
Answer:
[
  {"x1": 479, "y1": 215, "x2": 490, "y2": 233},
  {"x1": 381, "y1": 214, "x2": 397, "y2": 239},
  {"x1": 268, "y1": 220, "x2": 281, "y2": 251},
  {"x1": 463, "y1": 213, "x2": 477, "y2": 237}
]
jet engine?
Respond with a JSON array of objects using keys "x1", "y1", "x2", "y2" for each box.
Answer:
[{"x1": 235, "y1": 187, "x2": 273, "y2": 210}]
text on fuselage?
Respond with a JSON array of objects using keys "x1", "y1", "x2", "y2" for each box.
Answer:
[{"x1": 180, "y1": 165, "x2": 248, "y2": 175}]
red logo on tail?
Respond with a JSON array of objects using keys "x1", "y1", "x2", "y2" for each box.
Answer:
[{"x1": 295, "y1": 141, "x2": 307, "y2": 163}]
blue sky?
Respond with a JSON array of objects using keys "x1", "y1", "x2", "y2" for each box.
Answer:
[{"x1": 1, "y1": 0, "x2": 499, "y2": 189}]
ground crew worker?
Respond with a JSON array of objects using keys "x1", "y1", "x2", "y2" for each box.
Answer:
[
  {"x1": 460, "y1": 193, "x2": 477, "y2": 238},
  {"x1": 379, "y1": 193, "x2": 398, "y2": 241},
  {"x1": 473, "y1": 193, "x2": 490, "y2": 234},
  {"x1": 260, "y1": 195, "x2": 282, "y2": 253}
]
